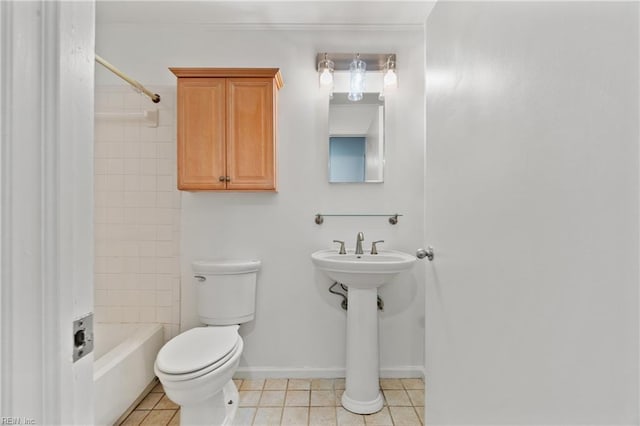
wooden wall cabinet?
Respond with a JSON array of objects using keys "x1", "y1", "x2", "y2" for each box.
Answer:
[{"x1": 170, "y1": 68, "x2": 283, "y2": 191}]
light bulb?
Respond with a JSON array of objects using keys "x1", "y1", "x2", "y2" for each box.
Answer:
[
  {"x1": 382, "y1": 56, "x2": 398, "y2": 89},
  {"x1": 317, "y1": 54, "x2": 334, "y2": 89},
  {"x1": 348, "y1": 55, "x2": 366, "y2": 102},
  {"x1": 319, "y1": 69, "x2": 333, "y2": 86},
  {"x1": 384, "y1": 69, "x2": 397, "y2": 88}
]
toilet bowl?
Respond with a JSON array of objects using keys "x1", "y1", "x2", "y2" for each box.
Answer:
[
  {"x1": 154, "y1": 259, "x2": 260, "y2": 425},
  {"x1": 155, "y1": 326, "x2": 244, "y2": 425}
]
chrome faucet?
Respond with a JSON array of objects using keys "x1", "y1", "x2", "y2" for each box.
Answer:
[{"x1": 355, "y1": 232, "x2": 365, "y2": 255}]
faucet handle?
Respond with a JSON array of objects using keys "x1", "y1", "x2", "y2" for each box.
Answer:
[
  {"x1": 371, "y1": 240, "x2": 384, "y2": 255},
  {"x1": 333, "y1": 240, "x2": 347, "y2": 255}
]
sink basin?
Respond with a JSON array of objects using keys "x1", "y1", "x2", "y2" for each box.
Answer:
[{"x1": 311, "y1": 249, "x2": 416, "y2": 289}]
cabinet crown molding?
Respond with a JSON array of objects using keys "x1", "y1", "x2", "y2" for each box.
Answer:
[{"x1": 170, "y1": 67, "x2": 284, "y2": 89}]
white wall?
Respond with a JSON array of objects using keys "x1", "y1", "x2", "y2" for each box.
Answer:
[
  {"x1": 96, "y1": 25, "x2": 425, "y2": 375},
  {"x1": 425, "y1": 2, "x2": 638, "y2": 423},
  {"x1": 94, "y1": 86, "x2": 182, "y2": 342}
]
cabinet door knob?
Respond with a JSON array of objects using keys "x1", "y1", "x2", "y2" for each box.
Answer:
[
  {"x1": 225, "y1": 176, "x2": 231, "y2": 182},
  {"x1": 219, "y1": 176, "x2": 225, "y2": 182}
]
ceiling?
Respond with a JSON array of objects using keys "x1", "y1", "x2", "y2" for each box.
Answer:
[{"x1": 96, "y1": 1, "x2": 436, "y2": 27}]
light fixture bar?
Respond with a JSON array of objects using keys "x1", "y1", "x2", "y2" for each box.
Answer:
[{"x1": 315, "y1": 53, "x2": 396, "y2": 72}]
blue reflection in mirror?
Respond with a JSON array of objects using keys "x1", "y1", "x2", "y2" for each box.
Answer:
[{"x1": 329, "y1": 137, "x2": 366, "y2": 182}]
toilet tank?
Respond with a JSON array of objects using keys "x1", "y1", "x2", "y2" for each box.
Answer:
[{"x1": 192, "y1": 259, "x2": 260, "y2": 325}]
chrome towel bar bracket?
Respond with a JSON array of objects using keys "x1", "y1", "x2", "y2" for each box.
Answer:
[
  {"x1": 416, "y1": 247, "x2": 434, "y2": 261},
  {"x1": 314, "y1": 213, "x2": 402, "y2": 225}
]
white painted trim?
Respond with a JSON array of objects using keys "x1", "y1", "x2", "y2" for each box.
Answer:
[
  {"x1": 0, "y1": 0, "x2": 11, "y2": 415},
  {"x1": 1, "y1": 1, "x2": 56, "y2": 420},
  {"x1": 422, "y1": 10, "x2": 429, "y2": 417},
  {"x1": 638, "y1": 0, "x2": 640, "y2": 421},
  {"x1": 637, "y1": 0, "x2": 640, "y2": 420},
  {"x1": 202, "y1": 23, "x2": 425, "y2": 32},
  {"x1": 55, "y1": 2, "x2": 96, "y2": 423},
  {"x1": 42, "y1": 2, "x2": 62, "y2": 421},
  {"x1": 234, "y1": 366, "x2": 425, "y2": 380},
  {"x1": 0, "y1": 1, "x2": 95, "y2": 423},
  {"x1": 104, "y1": 22, "x2": 425, "y2": 32}
]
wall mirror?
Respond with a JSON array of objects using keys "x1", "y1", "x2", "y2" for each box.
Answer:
[{"x1": 328, "y1": 93, "x2": 384, "y2": 183}]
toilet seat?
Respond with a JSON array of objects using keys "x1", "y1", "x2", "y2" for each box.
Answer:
[{"x1": 155, "y1": 326, "x2": 240, "y2": 382}]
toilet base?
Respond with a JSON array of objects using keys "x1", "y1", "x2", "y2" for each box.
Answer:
[{"x1": 180, "y1": 380, "x2": 239, "y2": 426}]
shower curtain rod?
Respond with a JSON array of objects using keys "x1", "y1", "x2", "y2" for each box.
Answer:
[{"x1": 95, "y1": 54, "x2": 161, "y2": 103}]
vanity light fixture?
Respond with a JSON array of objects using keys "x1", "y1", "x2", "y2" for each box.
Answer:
[
  {"x1": 317, "y1": 53, "x2": 335, "y2": 88},
  {"x1": 315, "y1": 53, "x2": 397, "y2": 100},
  {"x1": 383, "y1": 55, "x2": 398, "y2": 88},
  {"x1": 348, "y1": 54, "x2": 366, "y2": 102}
]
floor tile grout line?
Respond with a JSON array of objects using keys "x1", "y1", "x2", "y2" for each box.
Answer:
[
  {"x1": 128, "y1": 378, "x2": 424, "y2": 426},
  {"x1": 277, "y1": 405, "x2": 284, "y2": 426},
  {"x1": 172, "y1": 411, "x2": 180, "y2": 426},
  {"x1": 248, "y1": 406, "x2": 257, "y2": 426},
  {"x1": 412, "y1": 404, "x2": 424, "y2": 426}
]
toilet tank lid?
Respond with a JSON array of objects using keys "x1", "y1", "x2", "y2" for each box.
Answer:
[{"x1": 192, "y1": 259, "x2": 261, "y2": 275}]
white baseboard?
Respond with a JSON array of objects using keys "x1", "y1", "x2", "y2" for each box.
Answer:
[{"x1": 233, "y1": 366, "x2": 425, "y2": 380}]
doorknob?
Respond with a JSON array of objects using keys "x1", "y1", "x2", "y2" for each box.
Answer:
[{"x1": 416, "y1": 246, "x2": 434, "y2": 261}]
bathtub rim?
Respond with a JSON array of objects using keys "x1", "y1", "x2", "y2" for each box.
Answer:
[{"x1": 93, "y1": 322, "x2": 164, "y2": 382}]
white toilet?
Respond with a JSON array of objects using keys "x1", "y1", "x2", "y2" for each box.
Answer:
[{"x1": 154, "y1": 259, "x2": 260, "y2": 426}]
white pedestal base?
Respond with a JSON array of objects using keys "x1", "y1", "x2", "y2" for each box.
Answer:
[
  {"x1": 342, "y1": 389, "x2": 384, "y2": 414},
  {"x1": 342, "y1": 286, "x2": 383, "y2": 415}
]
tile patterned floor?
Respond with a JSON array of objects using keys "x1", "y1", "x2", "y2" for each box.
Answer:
[{"x1": 120, "y1": 378, "x2": 425, "y2": 426}]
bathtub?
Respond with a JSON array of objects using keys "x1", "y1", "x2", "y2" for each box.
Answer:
[{"x1": 94, "y1": 323, "x2": 165, "y2": 426}]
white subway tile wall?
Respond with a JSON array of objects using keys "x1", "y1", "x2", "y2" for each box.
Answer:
[{"x1": 94, "y1": 86, "x2": 181, "y2": 341}]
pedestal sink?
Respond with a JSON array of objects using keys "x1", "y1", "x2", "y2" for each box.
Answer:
[{"x1": 311, "y1": 248, "x2": 416, "y2": 414}]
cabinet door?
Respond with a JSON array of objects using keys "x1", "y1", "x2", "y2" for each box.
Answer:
[
  {"x1": 226, "y1": 78, "x2": 276, "y2": 190},
  {"x1": 177, "y1": 78, "x2": 226, "y2": 190}
]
